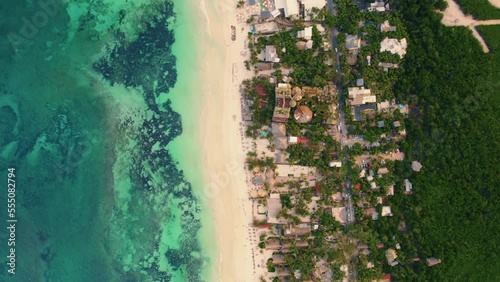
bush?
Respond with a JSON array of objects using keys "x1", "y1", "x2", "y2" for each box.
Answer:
[{"x1": 267, "y1": 259, "x2": 276, "y2": 272}]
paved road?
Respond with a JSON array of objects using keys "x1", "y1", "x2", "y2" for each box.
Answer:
[
  {"x1": 327, "y1": 0, "x2": 341, "y2": 73},
  {"x1": 327, "y1": 3, "x2": 357, "y2": 279},
  {"x1": 327, "y1": 0, "x2": 354, "y2": 227}
]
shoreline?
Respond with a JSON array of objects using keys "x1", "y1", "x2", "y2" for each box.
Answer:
[
  {"x1": 169, "y1": 0, "x2": 255, "y2": 280},
  {"x1": 168, "y1": 0, "x2": 219, "y2": 280}
]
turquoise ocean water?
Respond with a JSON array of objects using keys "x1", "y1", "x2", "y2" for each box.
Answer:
[{"x1": 0, "y1": 0, "x2": 213, "y2": 281}]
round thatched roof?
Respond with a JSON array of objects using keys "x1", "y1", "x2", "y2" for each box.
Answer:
[{"x1": 294, "y1": 105, "x2": 313, "y2": 123}]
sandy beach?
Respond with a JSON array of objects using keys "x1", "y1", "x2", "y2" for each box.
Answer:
[{"x1": 195, "y1": 0, "x2": 258, "y2": 281}]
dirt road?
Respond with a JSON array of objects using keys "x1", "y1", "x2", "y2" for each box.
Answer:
[{"x1": 440, "y1": 0, "x2": 500, "y2": 52}]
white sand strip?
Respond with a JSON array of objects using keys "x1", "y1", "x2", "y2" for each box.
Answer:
[{"x1": 197, "y1": 0, "x2": 257, "y2": 281}]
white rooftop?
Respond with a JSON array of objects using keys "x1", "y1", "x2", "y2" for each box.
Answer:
[
  {"x1": 275, "y1": 0, "x2": 300, "y2": 17},
  {"x1": 297, "y1": 26, "x2": 313, "y2": 40},
  {"x1": 276, "y1": 164, "x2": 317, "y2": 178},
  {"x1": 348, "y1": 87, "x2": 371, "y2": 98},
  {"x1": 382, "y1": 206, "x2": 392, "y2": 216},
  {"x1": 300, "y1": 0, "x2": 326, "y2": 10},
  {"x1": 329, "y1": 161, "x2": 342, "y2": 167},
  {"x1": 380, "y1": 37, "x2": 407, "y2": 58}
]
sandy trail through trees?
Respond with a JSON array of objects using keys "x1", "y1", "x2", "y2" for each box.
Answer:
[{"x1": 440, "y1": 0, "x2": 500, "y2": 52}]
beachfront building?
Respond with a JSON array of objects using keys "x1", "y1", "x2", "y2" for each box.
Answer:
[
  {"x1": 282, "y1": 241, "x2": 309, "y2": 251},
  {"x1": 285, "y1": 223, "x2": 311, "y2": 237},
  {"x1": 274, "y1": 136, "x2": 288, "y2": 150},
  {"x1": 275, "y1": 164, "x2": 317, "y2": 178},
  {"x1": 263, "y1": 45, "x2": 280, "y2": 62},
  {"x1": 274, "y1": 0, "x2": 300, "y2": 18},
  {"x1": 266, "y1": 239, "x2": 282, "y2": 250},
  {"x1": 380, "y1": 37, "x2": 408, "y2": 58},
  {"x1": 272, "y1": 253, "x2": 286, "y2": 265},
  {"x1": 267, "y1": 193, "x2": 284, "y2": 224},
  {"x1": 272, "y1": 122, "x2": 287, "y2": 137},
  {"x1": 272, "y1": 122, "x2": 288, "y2": 150},
  {"x1": 256, "y1": 62, "x2": 272, "y2": 71},
  {"x1": 253, "y1": 22, "x2": 280, "y2": 34},
  {"x1": 272, "y1": 83, "x2": 292, "y2": 122}
]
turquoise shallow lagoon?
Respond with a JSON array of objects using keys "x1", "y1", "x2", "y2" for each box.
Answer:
[{"x1": 0, "y1": 0, "x2": 213, "y2": 281}]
